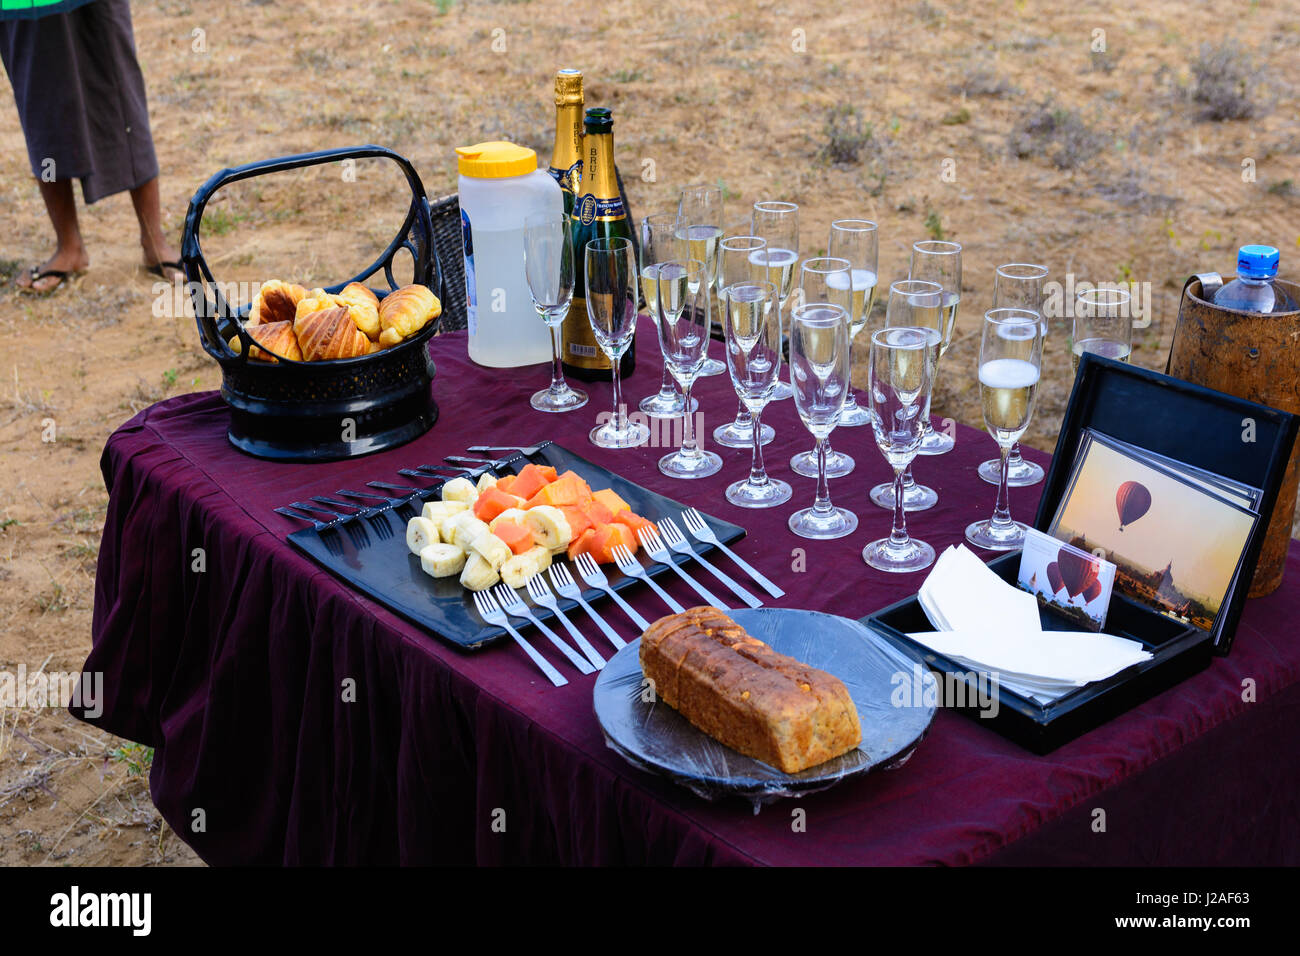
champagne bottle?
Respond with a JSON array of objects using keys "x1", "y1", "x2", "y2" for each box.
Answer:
[
  {"x1": 547, "y1": 69, "x2": 584, "y2": 218},
  {"x1": 563, "y1": 106, "x2": 636, "y2": 382}
]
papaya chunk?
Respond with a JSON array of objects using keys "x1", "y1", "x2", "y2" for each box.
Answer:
[
  {"x1": 472, "y1": 487, "x2": 518, "y2": 523},
  {"x1": 494, "y1": 474, "x2": 517, "y2": 495},
  {"x1": 492, "y1": 519, "x2": 535, "y2": 556},
  {"x1": 559, "y1": 505, "x2": 595, "y2": 543},
  {"x1": 614, "y1": 510, "x2": 654, "y2": 538},
  {"x1": 567, "y1": 527, "x2": 597, "y2": 561},
  {"x1": 509, "y1": 463, "x2": 554, "y2": 502},
  {"x1": 524, "y1": 471, "x2": 590, "y2": 509},
  {"x1": 586, "y1": 498, "x2": 615, "y2": 526},
  {"x1": 584, "y1": 522, "x2": 638, "y2": 564},
  {"x1": 592, "y1": 488, "x2": 630, "y2": 516}
]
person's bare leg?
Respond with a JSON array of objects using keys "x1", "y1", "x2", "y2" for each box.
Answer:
[
  {"x1": 130, "y1": 176, "x2": 181, "y2": 278},
  {"x1": 17, "y1": 179, "x2": 90, "y2": 292}
]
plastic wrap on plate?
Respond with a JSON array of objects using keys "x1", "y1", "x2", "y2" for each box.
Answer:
[{"x1": 592, "y1": 608, "x2": 935, "y2": 811}]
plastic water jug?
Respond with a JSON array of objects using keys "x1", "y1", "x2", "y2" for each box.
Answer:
[{"x1": 455, "y1": 141, "x2": 562, "y2": 367}]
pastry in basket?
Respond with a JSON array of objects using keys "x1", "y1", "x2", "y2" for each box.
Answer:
[
  {"x1": 248, "y1": 280, "x2": 307, "y2": 326},
  {"x1": 232, "y1": 319, "x2": 302, "y2": 363},
  {"x1": 378, "y1": 284, "x2": 441, "y2": 347},
  {"x1": 294, "y1": 288, "x2": 345, "y2": 331},
  {"x1": 296, "y1": 306, "x2": 371, "y2": 361},
  {"x1": 336, "y1": 282, "x2": 382, "y2": 340},
  {"x1": 639, "y1": 607, "x2": 862, "y2": 773}
]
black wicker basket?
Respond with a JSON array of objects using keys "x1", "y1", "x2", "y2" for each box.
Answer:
[{"x1": 184, "y1": 145, "x2": 444, "y2": 462}]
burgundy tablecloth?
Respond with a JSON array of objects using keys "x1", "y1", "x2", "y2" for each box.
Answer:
[{"x1": 76, "y1": 325, "x2": 1300, "y2": 865}]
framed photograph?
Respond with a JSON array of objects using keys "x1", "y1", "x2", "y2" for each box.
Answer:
[
  {"x1": 1017, "y1": 528, "x2": 1117, "y2": 632},
  {"x1": 1046, "y1": 430, "x2": 1259, "y2": 638},
  {"x1": 1103, "y1": 433, "x2": 1263, "y2": 513}
]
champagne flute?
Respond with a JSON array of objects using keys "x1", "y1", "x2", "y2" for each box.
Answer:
[
  {"x1": 862, "y1": 327, "x2": 937, "y2": 573},
  {"x1": 586, "y1": 236, "x2": 649, "y2": 449},
  {"x1": 1072, "y1": 287, "x2": 1133, "y2": 371},
  {"x1": 790, "y1": 257, "x2": 855, "y2": 479},
  {"x1": 714, "y1": 234, "x2": 776, "y2": 449},
  {"x1": 524, "y1": 212, "x2": 588, "y2": 413},
  {"x1": 869, "y1": 281, "x2": 943, "y2": 513},
  {"x1": 979, "y1": 263, "x2": 1050, "y2": 487},
  {"x1": 638, "y1": 213, "x2": 696, "y2": 420},
  {"x1": 723, "y1": 280, "x2": 791, "y2": 507},
  {"x1": 907, "y1": 239, "x2": 961, "y2": 455},
  {"x1": 654, "y1": 258, "x2": 721, "y2": 478},
  {"x1": 751, "y1": 200, "x2": 800, "y2": 400},
  {"x1": 677, "y1": 185, "x2": 726, "y2": 377},
  {"x1": 787, "y1": 303, "x2": 857, "y2": 539},
  {"x1": 827, "y1": 219, "x2": 879, "y2": 427},
  {"x1": 965, "y1": 308, "x2": 1045, "y2": 551}
]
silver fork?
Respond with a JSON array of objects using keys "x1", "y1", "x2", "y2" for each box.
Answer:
[
  {"x1": 636, "y1": 527, "x2": 730, "y2": 610},
  {"x1": 682, "y1": 507, "x2": 785, "y2": 598},
  {"x1": 549, "y1": 564, "x2": 626, "y2": 650},
  {"x1": 526, "y1": 576, "x2": 606, "y2": 669},
  {"x1": 574, "y1": 552, "x2": 652, "y2": 630},
  {"x1": 473, "y1": 590, "x2": 567, "y2": 687},
  {"x1": 491, "y1": 584, "x2": 595, "y2": 676},
  {"x1": 658, "y1": 518, "x2": 762, "y2": 608},
  {"x1": 611, "y1": 544, "x2": 686, "y2": 614}
]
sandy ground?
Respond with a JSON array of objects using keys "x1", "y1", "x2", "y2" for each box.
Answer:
[{"x1": 0, "y1": 0, "x2": 1296, "y2": 866}]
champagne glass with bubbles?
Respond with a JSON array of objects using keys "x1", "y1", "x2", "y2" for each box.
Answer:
[
  {"x1": 827, "y1": 219, "x2": 879, "y2": 427},
  {"x1": 907, "y1": 240, "x2": 961, "y2": 455},
  {"x1": 979, "y1": 263, "x2": 1050, "y2": 487},
  {"x1": 790, "y1": 257, "x2": 855, "y2": 479},
  {"x1": 869, "y1": 281, "x2": 943, "y2": 513},
  {"x1": 751, "y1": 200, "x2": 800, "y2": 401},
  {"x1": 677, "y1": 185, "x2": 726, "y2": 377},
  {"x1": 714, "y1": 234, "x2": 776, "y2": 449},
  {"x1": 965, "y1": 309, "x2": 1045, "y2": 551},
  {"x1": 788, "y1": 303, "x2": 857, "y2": 539},
  {"x1": 586, "y1": 236, "x2": 649, "y2": 449},
  {"x1": 655, "y1": 258, "x2": 721, "y2": 478},
  {"x1": 638, "y1": 213, "x2": 695, "y2": 420},
  {"x1": 524, "y1": 211, "x2": 588, "y2": 413},
  {"x1": 862, "y1": 327, "x2": 937, "y2": 573},
  {"x1": 724, "y1": 280, "x2": 791, "y2": 507}
]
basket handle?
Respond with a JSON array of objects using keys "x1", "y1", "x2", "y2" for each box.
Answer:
[{"x1": 183, "y1": 145, "x2": 439, "y2": 363}]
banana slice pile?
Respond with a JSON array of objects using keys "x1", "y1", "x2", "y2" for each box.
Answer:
[{"x1": 405, "y1": 472, "x2": 571, "y2": 593}]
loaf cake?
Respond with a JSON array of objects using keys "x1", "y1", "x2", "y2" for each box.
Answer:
[{"x1": 639, "y1": 607, "x2": 862, "y2": 773}]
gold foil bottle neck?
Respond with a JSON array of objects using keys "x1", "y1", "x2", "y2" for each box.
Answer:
[{"x1": 555, "y1": 69, "x2": 583, "y2": 107}]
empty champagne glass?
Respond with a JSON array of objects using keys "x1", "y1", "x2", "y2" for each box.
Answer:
[
  {"x1": 965, "y1": 308, "x2": 1045, "y2": 551},
  {"x1": 677, "y1": 184, "x2": 726, "y2": 377},
  {"x1": 751, "y1": 200, "x2": 800, "y2": 400},
  {"x1": 638, "y1": 212, "x2": 696, "y2": 420},
  {"x1": 870, "y1": 280, "x2": 943, "y2": 513},
  {"x1": 908, "y1": 239, "x2": 961, "y2": 455},
  {"x1": 788, "y1": 303, "x2": 857, "y2": 539},
  {"x1": 791, "y1": 257, "x2": 855, "y2": 479},
  {"x1": 827, "y1": 219, "x2": 879, "y2": 427},
  {"x1": 654, "y1": 258, "x2": 720, "y2": 477},
  {"x1": 723, "y1": 280, "x2": 791, "y2": 507},
  {"x1": 1072, "y1": 287, "x2": 1133, "y2": 371},
  {"x1": 862, "y1": 327, "x2": 937, "y2": 573},
  {"x1": 979, "y1": 263, "x2": 1050, "y2": 487},
  {"x1": 714, "y1": 235, "x2": 776, "y2": 449},
  {"x1": 523, "y1": 212, "x2": 588, "y2": 413},
  {"x1": 586, "y1": 236, "x2": 649, "y2": 449}
]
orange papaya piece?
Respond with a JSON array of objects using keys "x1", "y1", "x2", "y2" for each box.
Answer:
[
  {"x1": 586, "y1": 498, "x2": 615, "y2": 526},
  {"x1": 510, "y1": 463, "x2": 553, "y2": 502},
  {"x1": 472, "y1": 487, "x2": 517, "y2": 523},
  {"x1": 494, "y1": 474, "x2": 516, "y2": 495},
  {"x1": 586, "y1": 522, "x2": 639, "y2": 564},
  {"x1": 567, "y1": 527, "x2": 597, "y2": 561},
  {"x1": 491, "y1": 519, "x2": 535, "y2": 556},
  {"x1": 614, "y1": 510, "x2": 654, "y2": 538},
  {"x1": 559, "y1": 505, "x2": 595, "y2": 542},
  {"x1": 525, "y1": 472, "x2": 586, "y2": 509},
  {"x1": 537, "y1": 465, "x2": 559, "y2": 482},
  {"x1": 592, "y1": 488, "x2": 631, "y2": 516}
]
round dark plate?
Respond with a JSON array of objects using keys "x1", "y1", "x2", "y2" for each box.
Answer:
[{"x1": 592, "y1": 607, "x2": 935, "y2": 805}]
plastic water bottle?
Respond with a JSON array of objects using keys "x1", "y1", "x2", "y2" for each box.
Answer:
[{"x1": 1213, "y1": 245, "x2": 1298, "y2": 313}]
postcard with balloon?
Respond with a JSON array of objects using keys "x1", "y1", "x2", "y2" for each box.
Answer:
[
  {"x1": 1017, "y1": 529, "x2": 1117, "y2": 631},
  {"x1": 1046, "y1": 430, "x2": 1260, "y2": 636}
]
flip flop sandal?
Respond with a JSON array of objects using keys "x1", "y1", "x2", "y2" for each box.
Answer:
[
  {"x1": 16, "y1": 265, "x2": 80, "y2": 296},
  {"x1": 143, "y1": 260, "x2": 184, "y2": 279}
]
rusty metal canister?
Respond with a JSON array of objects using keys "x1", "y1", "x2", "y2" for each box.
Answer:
[{"x1": 1167, "y1": 275, "x2": 1300, "y2": 596}]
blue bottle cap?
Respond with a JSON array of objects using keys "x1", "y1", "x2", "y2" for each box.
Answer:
[{"x1": 1237, "y1": 244, "x2": 1279, "y2": 279}]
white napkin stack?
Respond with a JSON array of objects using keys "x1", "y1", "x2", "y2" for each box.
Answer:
[{"x1": 909, "y1": 545, "x2": 1152, "y2": 704}]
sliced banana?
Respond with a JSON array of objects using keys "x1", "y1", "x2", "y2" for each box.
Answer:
[
  {"x1": 420, "y1": 543, "x2": 466, "y2": 578},
  {"x1": 470, "y1": 531, "x2": 512, "y2": 570},
  {"x1": 406, "y1": 516, "x2": 441, "y2": 555},
  {"x1": 525, "y1": 545, "x2": 553, "y2": 573},
  {"x1": 525, "y1": 505, "x2": 572, "y2": 551},
  {"x1": 447, "y1": 513, "x2": 491, "y2": 550},
  {"x1": 422, "y1": 499, "x2": 467, "y2": 524},
  {"x1": 475, "y1": 472, "x2": 498, "y2": 494},
  {"x1": 459, "y1": 552, "x2": 500, "y2": 591},
  {"x1": 441, "y1": 476, "x2": 478, "y2": 504},
  {"x1": 500, "y1": 551, "x2": 539, "y2": 589},
  {"x1": 488, "y1": 507, "x2": 527, "y2": 533}
]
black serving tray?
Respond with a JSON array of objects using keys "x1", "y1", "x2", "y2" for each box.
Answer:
[
  {"x1": 864, "y1": 354, "x2": 1299, "y2": 753},
  {"x1": 286, "y1": 441, "x2": 745, "y2": 650}
]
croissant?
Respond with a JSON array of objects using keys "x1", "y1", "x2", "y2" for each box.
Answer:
[
  {"x1": 294, "y1": 288, "x2": 344, "y2": 331},
  {"x1": 337, "y1": 282, "x2": 382, "y2": 340},
  {"x1": 249, "y1": 280, "x2": 307, "y2": 326},
  {"x1": 378, "y1": 284, "x2": 441, "y2": 347},
  {"x1": 228, "y1": 320, "x2": 303, "y2": 362},
  {"x1": 296, "y1": 307, "x2": 371, "y2": 361}
]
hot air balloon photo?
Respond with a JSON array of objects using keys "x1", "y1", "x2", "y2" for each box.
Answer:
[
  {"x1": 1115, "y1": 481, "x2": 1152, "y2": 532},
  {"x1": 1057, "y1": 547, "x2": 1101, "y2": 603},
  {"x1": 1018, "y1": 529, "x2": 1118, "y2": 631},
  {"x1": 1047, "y1": 431, "x2": 1256, "y2": 633}
]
